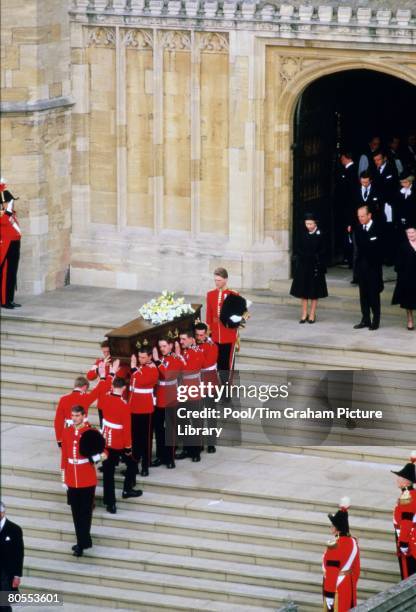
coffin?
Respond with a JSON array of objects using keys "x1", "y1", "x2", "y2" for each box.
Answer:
[{"x1": 106, "y1": 304, "x2": 202, "y2": 360}]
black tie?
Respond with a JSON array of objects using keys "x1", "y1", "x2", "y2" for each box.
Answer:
[{"x1": 364, "y1": 189, "x2": 368, "y2": 200}]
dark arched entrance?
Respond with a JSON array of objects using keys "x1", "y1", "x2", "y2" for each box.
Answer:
[{"x1": 292, "y1": 69, "x2": 416, "y2": 265}]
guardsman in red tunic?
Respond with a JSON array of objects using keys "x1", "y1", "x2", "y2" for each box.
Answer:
[
  {"x1": 151, "y1": 338, "x2": 184, "y2": 469},
  {"x1": 392, "y1": 452, "x2": 416, "y2": 579},
  {"x1": 86, "y1": 339, "x2": 131, "y2": 425},
  {"x1": 205, "y1": 267, "x2": 238, "y2": 388},
  {"x1": 54, "y1": 369, "x2": 107, "y2": 446},
  {"x1": 128, "y1": 347, "x2": 159, "y2": 477},
  {"x1": 195, "y1": 322, "x2": 219, "y2": 454},
  {"x1": 322, "y1": 497, "x2": 360, "y2": 612},
  {"x1": 0, "y1": 180, "x2": 22, "y2": 309},
  {"x1": 61, "y1": 406, "x2": 107, "y2": 557},
  {"x1": 175, "y1": 330, "x2": 205, "y2": 462},
  {"x1": 100, "y1": 376, "x2": 143, "y2": 514}
]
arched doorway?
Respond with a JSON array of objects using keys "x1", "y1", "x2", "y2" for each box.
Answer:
[{"x1": 292, "y1": 69, "x2": 416, "y2": 265}]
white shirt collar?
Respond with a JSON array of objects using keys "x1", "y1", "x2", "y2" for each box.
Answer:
[
  {"x1": 364, "y1": 219, "x2": 374, "y2": 231},
  {"x1": 345, "y1": 161, "x2": 354, "y2": 169},
  {"x1": 0, "y1": 516, "x2": 6, "y2": 531},
  {"x1": 400, "y1": 186, "x2": 412, "y2": 197},
  {"x1": 379, "y1": 162, "x2": 386, "y2": 173}
]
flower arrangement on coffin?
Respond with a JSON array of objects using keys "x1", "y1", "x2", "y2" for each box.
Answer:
[{"x1": 139, "y1": 291, "x2": 195, "y2": 325}]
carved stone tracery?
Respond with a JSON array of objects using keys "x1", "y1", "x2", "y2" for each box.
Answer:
[
  {"x1": 198, "y1": 32, "x2": 229, "y2": 52},
  {"x1": 87, "y1": 26, "x2": 116, "y2": 47}
]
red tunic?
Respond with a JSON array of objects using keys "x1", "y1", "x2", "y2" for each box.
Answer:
[
  {"x1": 393, "y1": 488, "x2": 416, "y2": 574},
  {"x1": 86, "y1": 358, "x2": 131, "y2": 402},
  {"x1": 180, "y1": 345, "x2": 204, "y2": 401},
  {"x1": 206, "y1": 288, "x2": 238, "y2": 344},
  {"x1": 322, "y1": 536, "x2": 360, "y2": 612},
  {"x1": 198, "y1": 338, "x2": 219, "y2": 386},
  {"x1": 54, "y1": 381, "x2": 105, "y2": 444},
  {"x1": 155, "y1": 353, "x2": 183, "y2": 408},
  {"x1": 61, "y1": 424, "x2": 99, "y2": 488},
  {"x1": 128, "y1": 363, "x2": 159, "y2": 414},
  {"x1": 100, "y1": 391, "x2": 132, "y2": 450}
]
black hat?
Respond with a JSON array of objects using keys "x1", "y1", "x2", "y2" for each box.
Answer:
[
  {"x1": 304, "y1": 212, "x2": 317, "y2": 221},
  {"x1": 391, "y1": 462, "x2": 416, "y2": 483},
  {"x1": 220, "y1": 293, "x2": 248, "y2": 329},
  {"x1": 328, "y1": 497, "x2": 350, "y2": 534},
  {"x1": 79, "y1": 428, "x2": 105, "y2": 458}
]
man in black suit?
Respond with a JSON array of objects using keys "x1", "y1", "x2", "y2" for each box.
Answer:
[
  {"x1": 336, "y1": 151, "x2": 357, "y2": 267},
  {"x1": 0, "y1": 502, "x2": 24, "y2": 612},
  {"x1": 353, "y1": 206, "x2": 384, "y2": 330},
  {"x1": 372, "y1": 150, "x2": 399, "y2": 265}
]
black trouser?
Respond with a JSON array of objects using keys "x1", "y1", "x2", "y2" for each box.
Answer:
[
  {"x1": 131, "y1": 413, "x2": 153, "y2": 471},
  {"x1": 1, "y1": 239, "x2": 20, "y2": 305},
  {"x1": 359, "y1": 284, "x2": 381, "y2": 326},
  {"x1": 102, "y1": 448, "x2": 137, "y2": 505},
  {"x1": 216, "y1": 342, "x2": 235, "y2": 386},
  {"x1": 201, "y1": 392, "x2": 217, "y2": 446},
  {"x1": 0, "y1": 567, "x2": 17, "y2": 612},
  {"x1": 67, "y1": 485, "x2": 95, "y2": 549},
  {"x1": 153, "y1": 406, "x2": 177, "y2": 464},
  {"x1": 182, "y1": 399, "x2": 202, "y2": 458}
]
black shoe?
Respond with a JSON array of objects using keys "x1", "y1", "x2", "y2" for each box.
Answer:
[
  {"x1": 308, "y1": 317, "x2": 316, "y2": 324},
  {"x1": 106, "y1": 504, "x2": 117, "y2": 514},
  {"x1": 369, "y1": 322, "x2": 379, "y2": 330},
  {"x1": 350, "y1": 280, "x2": 358, "y2": 285},
  {"x1": 72, "y1": 545, "x2": 83, "y2": 557},
  {"x1": 407, "y1": 325, "x2": 415, "y2": 331},
  {"x1": 10, "y1": 302, "x2": 21, "y2": 307},
  {"x1": 166, "y1": 461, "x2": 176, "y2": 469},
  {"x1": 140, "y1": 468, "x2": 149, "y2": 477},
  {"x1": 1, "y1": 303, "x2": 14, "y2": 309},
  {"x1": 151, "y1": 458, "x2": 163, "y2": 467},
  {"x1": 299, "y1": 316, "x2": 308, "y2": 324},
  {"x1": 192, "y1": 455, "x2": 201, "y2": 462},
  {"x1": 207, "y1": 446, "x2": 216, "y2": 454},
  {"x1": 175, "y1": 451, "x2": 188, "y2": 460},
  {"x1": 122, "y1": 489, "x2": 143, "y2": 499},
  {"x1": 353, "y1": 322, "x2": 369, "y2": 329}
]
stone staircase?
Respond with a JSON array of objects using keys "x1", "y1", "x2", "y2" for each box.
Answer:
[{"x1": 0, "y1": 312, "x2": 412, "y2": 611}]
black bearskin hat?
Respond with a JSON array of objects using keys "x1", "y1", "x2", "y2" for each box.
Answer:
[
  {"x1": 79, "y1": 428, "x2": 105, "y2": 458},
  {"x1": 220, "y1": 293, "x2": 248, "y2": 328}
]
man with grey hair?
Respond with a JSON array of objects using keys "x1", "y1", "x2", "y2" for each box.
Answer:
[{"x1": 0, "y1": 501, "x2": 24, "y2": 611}]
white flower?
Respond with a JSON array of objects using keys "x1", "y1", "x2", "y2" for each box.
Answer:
[{"x1": 139, "y1": 292, "x2": 195, "y2": 324}]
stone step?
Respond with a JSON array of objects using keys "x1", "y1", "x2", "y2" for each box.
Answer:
[
  {"x1": 0, "y1": 325, "x2": 101, "y2": 350},
  {"x1": 7, "y1": 497, "x2": 398, "y2": 584},
  {"x1": 22, "y1": 552, "x2": 389, "y2": 604},
  {"x1": 267, "y1": 276, "x2": 396, "y2": 299},
  {"x1": 1, "y1": 355, "x2": 94, "y2": 379},
  {"x1": 0, "y1": 314, "x2": 110, "y2": 337},
  {"x1": 1, "y1": 338, "x2": 97, "y2": 363},
  {"x1": 13, "y1": 508, "x2": 399, "y2": 591},
  {"x1": 21, "y1": 576, "x2": 279, "y2": 612},
  {"x1": 2, "y1": 462, "x2": 394, "y2": 523},
  {"x1": 1, "y1": 473, "x2": 395, "y2": 543},
  {"x1": 237, "y1": 346, "x2": 416, "y2": 370}
]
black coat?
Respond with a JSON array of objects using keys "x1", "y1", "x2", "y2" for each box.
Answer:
[
  {"x1": 336, "y1": 163, "x2": 358, "y2": 226},
  {"x1": 396, "y1": 187, "x2": 416, "y2": 231},
  {"x1": 353, "y1": 221, "x2": 384, "y2": 294},
  {"x1": 290, "y1": 229, "x2": 328, "y2": 300},
  {"x1": 352, "y1": 184, "x2": 382, "y2": 225},
  {"x1": 0, "y1": 519, "x2": 24, "y2": 580},
  {"x1": 392, "y1": 239, "x2": 416, "y2": 310},
  {"x1": 373, "y1": 161, "x2": 399, "y2": 205}
]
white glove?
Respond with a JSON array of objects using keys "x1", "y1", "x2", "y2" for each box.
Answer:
[
  {"x1": 325, "y1": 597, "x2": 334, "y2": 610},
  {"x1": 62, "y1": 483, "x2": 68, "y2": 491},
  {"x1": 400, "y1": 546, "x2": 409, "y2": 554},
  {"x1": 230, "y1": 315, "x2": 242, "y2": 323},
  {"x1": 92, "y1": 453, "x2": 101, "y2": 463}
]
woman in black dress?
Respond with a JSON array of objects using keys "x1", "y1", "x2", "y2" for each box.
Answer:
[
  {"x1": 392, "y1": 226, "x2": 416, "y2": 330},
  {"x1": 290, "y1": 213, "x2": 328, "y2": 323}
]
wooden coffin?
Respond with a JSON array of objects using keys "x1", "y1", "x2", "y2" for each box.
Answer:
[{"x1": 106, "y1": 304, "x2": 202, "y2": 360}]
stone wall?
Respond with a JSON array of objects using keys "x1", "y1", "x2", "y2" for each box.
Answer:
[
  {"x1": 1, "y1": 1, "x2": 415, "y2": 295},
  {"x1": 0, "y1": 0, "x2": 72, "y2": 294},
  {"x1": 69, "y1": 1, "x2": 416, "y2": 293}
]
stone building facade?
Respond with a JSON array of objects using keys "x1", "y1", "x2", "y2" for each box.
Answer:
[{"x1": 1, "y1": 1, "x2": 416, "y2": 294}]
